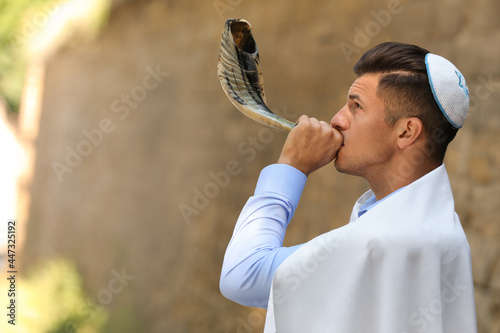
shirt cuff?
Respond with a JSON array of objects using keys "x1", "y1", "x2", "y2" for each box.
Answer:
[{"x1": 254, "y1": 164, "x2": 307, "y2": 205}]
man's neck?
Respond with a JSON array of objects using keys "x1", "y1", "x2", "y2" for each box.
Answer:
[{"x1": 367, "y1": 160, "x2": 441, "y2": 201}]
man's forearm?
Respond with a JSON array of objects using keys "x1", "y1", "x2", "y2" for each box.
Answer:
[{"x1": 219, "y1": 164, "x2": 307, "y2": 308}]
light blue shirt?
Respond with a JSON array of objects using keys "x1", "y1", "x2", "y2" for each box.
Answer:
[
  {"x1": 219, "y1": 164, "x2": 401, "y2": 308},
  {"x1": 357, "y1": 187, "x2": 405, "y2": 217}
]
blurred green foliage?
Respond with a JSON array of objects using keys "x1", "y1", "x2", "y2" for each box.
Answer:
[
  {"x1": 0, "y1": 0, "x2": 58, "y2": 112},
  {"x1": 0, "y1": 0, "x2": 112, "y2": 113},
  {"x1": 0, "y1": 259, "x2": 108, "y2": 332}
]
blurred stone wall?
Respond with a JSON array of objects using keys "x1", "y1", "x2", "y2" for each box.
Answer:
[{"x1": 19, "y1": 0, "x2": 500, "y2": 332}]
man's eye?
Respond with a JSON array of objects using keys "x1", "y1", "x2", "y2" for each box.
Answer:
[{"x1": 355, "y1": 103, "x2": 362, "y2": 109}]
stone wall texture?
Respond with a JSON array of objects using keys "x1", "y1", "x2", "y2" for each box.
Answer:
[{"x1": 18, "y1": 0, "x2": 500, "y2": 332}]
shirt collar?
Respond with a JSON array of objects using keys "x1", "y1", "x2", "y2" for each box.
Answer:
[{"x1": 357, "y1": 186, "x2": 406, "y2": 218}]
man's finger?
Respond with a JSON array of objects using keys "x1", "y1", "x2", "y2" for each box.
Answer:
[{"x1": 295, "y1": 115, "x2": 310, "y2": 126}]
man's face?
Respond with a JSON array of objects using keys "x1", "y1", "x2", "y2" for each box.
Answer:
[{"x1": 330, "y1": 74, "x2": 397, "y2": 177}]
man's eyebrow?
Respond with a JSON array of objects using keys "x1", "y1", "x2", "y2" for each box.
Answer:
[{"x1": 348, "y1": 94, "x2": 363, "y2": 103}]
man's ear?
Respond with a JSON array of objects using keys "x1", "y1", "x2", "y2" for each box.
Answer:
[{"x1": 396, "y1": 117, "x2": 424, "y2": 149}]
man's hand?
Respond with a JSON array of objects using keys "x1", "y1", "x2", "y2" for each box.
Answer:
[{"x1": 277, "y1": 115, "x2": 343, "y2": 176}]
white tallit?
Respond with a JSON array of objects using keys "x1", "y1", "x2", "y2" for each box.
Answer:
[{"x1": 264, "y1": 164, "x2": 477, "y2": 333}]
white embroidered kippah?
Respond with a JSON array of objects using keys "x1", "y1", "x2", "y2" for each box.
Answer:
[{"x1": 425, "y1": 53, "x2": 469, "y2": 129}]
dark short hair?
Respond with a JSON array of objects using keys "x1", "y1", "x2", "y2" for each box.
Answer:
[{"x1": 353, "y1": 42, "x2": 458, "y2": 163}]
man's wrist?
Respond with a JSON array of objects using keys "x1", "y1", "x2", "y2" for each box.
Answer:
[
  {"x1": 277, "y1": 156, "x2": 310, "y2": 176},
  {"x1": 255, "y1": 164, "x2": 307, "y2": 206}
]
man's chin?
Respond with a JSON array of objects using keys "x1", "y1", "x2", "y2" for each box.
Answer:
[
  {"x1": 334, "y1": 147, "x2": 345, "y2": 169},
  {"x1": 334, "y1": 155, "x2": 360, "y2": 177},
  {"x1": 333, "y1": 158, "x2": 348, "y2": 174},
  {"x1": 334, "y1": 161, "x2": 366, "y2": 180}
]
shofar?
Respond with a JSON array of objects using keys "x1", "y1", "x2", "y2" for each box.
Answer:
[{"x1": 217, "y1": 19, "x2": 296, "y2": 132}]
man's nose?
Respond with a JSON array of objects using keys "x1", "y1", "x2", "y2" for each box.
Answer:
[{"x1": 330, "y1": 105, "x2": 349, "y2": 131}]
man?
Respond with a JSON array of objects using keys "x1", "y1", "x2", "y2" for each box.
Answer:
[{"x1": 220, "y1": 42, "x2": 477, "y2": 332}]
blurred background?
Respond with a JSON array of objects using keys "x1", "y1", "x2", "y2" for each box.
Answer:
[{"x1": 0, "y1": 0, "x2": 499, "y2": 332}]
